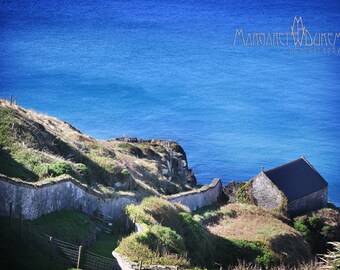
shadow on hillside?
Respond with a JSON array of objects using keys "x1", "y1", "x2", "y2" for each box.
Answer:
[
  {"x1": 269, "y1": 233, "x2": 312, "y2": 266},
  {"x1": 16, "y1": 115, "x2": 118, "y2": 185},
  {"x1": 151, "y1": 207, "x2": 269, "y2": 269},
  {"x1": 0, "y1": 148, "x2": 39, "y2": 181}
]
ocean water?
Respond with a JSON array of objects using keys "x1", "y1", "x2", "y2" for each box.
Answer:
[{"x1": 1, "y1": 0, "x2": 340, "y2": 205}]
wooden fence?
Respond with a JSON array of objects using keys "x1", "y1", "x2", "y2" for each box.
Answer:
[{"x1": 44, "y1": 233, "x2": 120, "y2": 270}]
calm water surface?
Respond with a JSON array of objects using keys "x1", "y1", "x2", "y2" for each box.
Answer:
[{"x1": 1, "y1": 0, "x2": 339, "y2": 205}]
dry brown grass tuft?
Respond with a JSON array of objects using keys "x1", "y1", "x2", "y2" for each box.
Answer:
[
  {"x1": 228, "y1": 259, "x2": 322, "y2": 269},
  {"x1": 197, "y1": 203, "x2": 312, "y2": 265}
]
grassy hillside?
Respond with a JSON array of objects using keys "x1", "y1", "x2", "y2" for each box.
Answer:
[
  {"x1": 194, "y1": 203, "x2": 312, "y2": 266},
  {"x1": 293, "y1": 206, "x2": 340, "y2": 254},
  {"x1": 0, "y1": 99, "x2": 196, "y2": 196},
  {"x1": 0, "y1": 211, "x2": 94, "y2": 270},
  {"x1": 115, "y1": 197, "x2": 312, "y2": 269}
]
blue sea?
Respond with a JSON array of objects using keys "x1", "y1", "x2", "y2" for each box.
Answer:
[{"x1": 1, "y1": 0, "x2": 340, "y2": 205}]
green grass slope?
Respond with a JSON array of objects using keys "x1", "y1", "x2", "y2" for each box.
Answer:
[
  {"x1": 115, "y1": 197, "x2": 296, "y2": 269},
  {"x1": 0, "y1": 99, "x2": 196, "y2": 196},
  {"x1": 0, "y1": 210, "x2": 95, "y2": 270},
  {"x1": 194, "y1": 203, "x2": 312, "y2": 266}
]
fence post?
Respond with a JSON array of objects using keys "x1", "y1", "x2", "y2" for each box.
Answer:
[
  {"x1": 19, "y1": 212, "x2": 23, "y2": 239},
  {"x1": 139, "y1": 260, "x2": 142, "y2": 270},
  {"x1": 27, "y1": 221, "x2": 31, "y2": 244},
  {"x1": 49, "y1": 237, "x2": 53, "y2": 260},
  {"x1": 10, "y1": 95, "x2": 12, "y2": 105},
  {"x1": 77, "y1": 245, "x2": 83, "y2": 269},
  {"x1": 9, "y1": 202, "x2": 12, "y2": 226}
]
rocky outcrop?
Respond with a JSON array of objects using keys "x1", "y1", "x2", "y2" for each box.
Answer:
[{"x1": 0, "y1": 100, "x2": 196, "y2": 195}]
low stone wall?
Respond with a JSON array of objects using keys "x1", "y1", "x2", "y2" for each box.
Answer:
[
  {"x1": 167, "y1": 178, "x2": 222, "y2": 211},
  {"x1": 0, "y1": 176, "x2": 136, "y2": 220}
]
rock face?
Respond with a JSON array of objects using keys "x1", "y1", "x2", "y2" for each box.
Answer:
[{"x1": 168, "y1": 141, "x2": 197, "y2": 186}]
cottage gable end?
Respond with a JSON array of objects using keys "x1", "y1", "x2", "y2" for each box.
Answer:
[{"x1": 251, "y1": 171, "x2": 285, "y2": 210}]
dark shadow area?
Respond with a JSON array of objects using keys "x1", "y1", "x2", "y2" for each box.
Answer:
[
  {"x1": 12, "y1": 110, "x2": 118, "y2": 185},
  {"x1": 269, "y1": 233, "x2": 312, "y2": 266},
  {"x1": 0, "y1": 147, "x2": 39, "y2": 181}
]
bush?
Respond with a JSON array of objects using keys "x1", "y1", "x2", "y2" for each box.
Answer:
[
  {"x1": 120, "y1": 168, "x2": 130, "y2": 176},
  {"x1": 236, "y1": 182, "x2": 255, "y2": 204},
  {"x1": 308, "y1": 215, "x2": 324, "y2": 231},
  {"x1": 116, "y1": 232, "x2": 189, "y2": 266},
  {"x1": 117, "y1": 169, "x2": 136, "y2": 190},
  {"x1": 126, "y1": 204, "x2": 154, "y2": 225},
  {"x1": 294, "y1": 215, "x2": 334, "y2": 254},
  {"x1": 294, "y1": 219, "x2": 312, "y2": 242},
  {"x1": 255, "y1": 250, "x2": 277, "y2": 269},
  {"x1": 151, "y1": 225, "x2": 185, "y2": 254},
  {"x1": 75, "y1": 163, "x2": 91, "y2": 182},
  {"x1": 38, "y1": 162, "x2": 74, "y2": 177}
]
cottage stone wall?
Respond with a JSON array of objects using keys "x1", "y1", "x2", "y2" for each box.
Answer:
[
  {"x1": 288, "y1": 187, "x2": 328, "y2": 217},
  {"x1": 0, "y1": 176, "x2": 136, "y2": 220},
  {"x1": 251, "y1": 172, "x2": 284, "y2": 209},
  {"x1": 167, "y1": 178, "x2": 222, "y2": 211}
]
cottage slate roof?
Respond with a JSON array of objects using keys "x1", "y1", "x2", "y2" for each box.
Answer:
[{"x1": 264, "y1": 157, "x2": 328, "y2": 202}]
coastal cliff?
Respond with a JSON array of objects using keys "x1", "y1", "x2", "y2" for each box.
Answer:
[{"x1": 0, "y1": 99, "x2": 196, "y2": 198}]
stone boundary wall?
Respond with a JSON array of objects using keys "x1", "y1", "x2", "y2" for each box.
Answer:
[
  {"x1": 0, "y1": 176, "x2": 136, "y2": 220},
  {"x1": 0, "y1": 175, "x2": 223, "y2": 221},
  {"x1": 167, "y1": 178, "x2": 223, "y2": 211}
]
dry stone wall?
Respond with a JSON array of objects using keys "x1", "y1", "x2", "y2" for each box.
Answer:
[
  {"x1": 0, "y1": 176, "x2": 136, "y2": 220},
  {"x1": 167, "y1": 178, "x2": 222, "y2": 211},
  {"x1": 0, "y1": 176, "x2": 223, "y2": 221}
]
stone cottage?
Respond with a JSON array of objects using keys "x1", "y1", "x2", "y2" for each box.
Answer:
[{"x1": 250, "y1": 157, "x2": 328, "y2": 216}]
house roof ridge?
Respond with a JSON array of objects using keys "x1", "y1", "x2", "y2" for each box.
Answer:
[
  {"x1": 264, "y1": 157, "x2": 303, "y2": 174},
  {"x1": 301, "y1": 156, "x2": 329, "y2": 186},
  {"x1": 263, "y1": 157, "x2": 328, "y2": 201}
]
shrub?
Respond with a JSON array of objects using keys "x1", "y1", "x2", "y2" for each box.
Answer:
[
  {"x1": 75, "y1": 163, "x2": 91, "y2": 181},
  {"x1": 125, "y1": 204, "x2": 154, "y2": 225},
  {"x1": 294, "y1": 215, "x2": 335, "y2": 254},
  {"x1": 294, "y1": 219, "x2": 312, "y2": 242},
  {"x1": 236, "y1": 182, "x2": 255, "y2": 204},
  {"x1": 116, "y1": 232, "x2": 189, "y2": 266},
  {"x1": 151, "y1": 225, "x2": 185, "y2": 254},
  {"x1": 38, "y1": 162, "x2": 74, "y2": 177},
  {"x1": 308, "y1": 215, "x2": 324, "y2": 231},
  {"x1": 255, "y1": 250, "x2": 277, "y2": 269},
  {"x1": 117, "y1": 169, "x2": 136, "y2": 190},
  {"x1": 120, "y1": 168, "x2": 130, "y2": 176}
]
